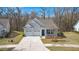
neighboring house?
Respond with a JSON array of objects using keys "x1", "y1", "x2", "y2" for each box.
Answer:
[
  {"x1": 73, "y1": 20, "x2": 79, "y2": 31},
  {"x1": 0, "y1": 17, "x2": 10, "y2": 37},
  {"x1": 24, "y1": 18, "x2": 59, "y2": 37}
]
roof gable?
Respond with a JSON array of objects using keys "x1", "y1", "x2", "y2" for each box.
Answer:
[
  {"x1": 25, "y1": 18, "x2": 58, "y2": 29},
  {"x1": 38, "y1": 18, "x2": 58, "y2": 29},
  {"x1": 0, "y1": 18, "x2": 9, "y2": 27}
]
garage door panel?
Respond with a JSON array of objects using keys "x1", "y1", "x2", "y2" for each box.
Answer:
[{"x1": 25, "y1": 32, "x2": 40, "y2": 36}]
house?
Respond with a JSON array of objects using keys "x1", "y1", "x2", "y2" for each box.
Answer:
[
  {"x1": 0, "y1": 17, "x2": 10, "y2": 37},
  {"x1": 24, "y1": 18, "x2": 59, "y2": 37},
  {"x1": 73, "y1": 20, "x2": 79, "y2": 31}
]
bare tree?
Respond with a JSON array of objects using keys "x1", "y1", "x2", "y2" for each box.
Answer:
[
  {"x1": 53, "y1": 7, "x2": 65, "y2": 31},
  {"x1": 22, "y1": 12, "x2": 29, "y2": 27},
  {"x1": 15, "y1": 7, "x2": 22, "y2": 31},
  {"x1": 6, "y1": 7, "x2": 22, "y2": 31},
  {"x1": 6, "y1": 7, "x2": 16, "y2": 32},
  {"x1": 40, "y1": 8, "x2": 47, "y2": 19},
  {"x1": 53, "y1": 7, "x2": 79, "y2": 31}
]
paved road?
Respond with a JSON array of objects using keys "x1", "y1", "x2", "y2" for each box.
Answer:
[{"x1": 13, "y1": 36, "x2": 49, "y2": 51}]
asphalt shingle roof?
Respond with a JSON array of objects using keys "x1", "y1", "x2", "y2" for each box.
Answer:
[{"x1": 25, "y1": 18, "x2": 59, "y2": 29}]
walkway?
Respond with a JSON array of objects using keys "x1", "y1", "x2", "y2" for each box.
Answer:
[
  {"x1": 13, "y1": 36, "x2": 49, "y2": 51},
  {"x1": 45, "y1": 44, "x2": 79, "y2": 48},
  {"x1": 0, "y1": 44, "x2": 17, "y2": 48}
]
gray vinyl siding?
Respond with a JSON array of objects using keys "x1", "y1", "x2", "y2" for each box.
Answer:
[
  {"x1": 0, "y1": 24, "x2": 7, "y2": 37},
  {"x1": 24, "y1": 19, "x2": 42, "y2": 36},
  {"x1": 24, "y1": 18, "x2": 58, "y2": 36},
  {"x1": 0, "y1": 19, "x2": 10, "y2": 32}
]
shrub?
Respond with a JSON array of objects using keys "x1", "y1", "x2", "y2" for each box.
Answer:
[{"x1": 57, "y1": 32, "x2": 65, "y2": 37}]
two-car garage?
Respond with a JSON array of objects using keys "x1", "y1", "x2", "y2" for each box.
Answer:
[
  {"x1": 24, "y1": 31, "x2": 41, "y2": 36},
  {"x1": 24, "y1": 25, "x2": 41, "y2": 36}
]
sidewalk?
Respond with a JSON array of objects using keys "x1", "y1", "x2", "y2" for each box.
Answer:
[
  {"x1": 45, "y1": 44, "x2": 79, "y2": 48},
  {"x1": 0, "y1": 44, "x2": 17, "y2": 48}
]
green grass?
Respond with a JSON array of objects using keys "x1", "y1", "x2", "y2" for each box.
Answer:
[
  {"x1": 42, "y1": 32, "x2": 79, "y2": 44},
  {"x1": 0, "y1": 48, "x2": 14, "y2": 51},
  {"x1": 47, "y1": 46, "x2": 79, "y2": 51},
  {"x1": 0, "y1": 31, "x2": 23, "y2": 45}
]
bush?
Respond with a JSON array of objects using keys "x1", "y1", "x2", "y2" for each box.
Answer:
[{"x1": 57, "y1": 32, "x2": 65, "y2": 37}]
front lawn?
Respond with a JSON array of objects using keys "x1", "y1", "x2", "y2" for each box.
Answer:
[
  {"x1": 47, "y1": 46, "x2": 79, "y2": 51},
  {"x1": 42, "y1": 32, "x2": 79, "y2": 44},
  {"x1": 0, "y1": 31, "x2": 23, "y2": 45}
]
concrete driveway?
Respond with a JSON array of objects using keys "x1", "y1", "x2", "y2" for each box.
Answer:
[{"x1": 13, "y1": 36, "x2": 49, "y2": 51}]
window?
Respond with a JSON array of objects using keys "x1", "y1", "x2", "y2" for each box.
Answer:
[
  {"x1": 47, "y1": 29, "x2": 50, "y2": 34},
  {"x1": 46, "y1": 29, "x2": 54, "y2": 34},
  {"x1": 51, "y1": 30, "x2": 54, "y2": 34}
]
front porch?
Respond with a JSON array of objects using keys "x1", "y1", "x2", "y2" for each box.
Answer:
[{"x1": 41, "y1": 29, "x2": 58, "y2": 38}]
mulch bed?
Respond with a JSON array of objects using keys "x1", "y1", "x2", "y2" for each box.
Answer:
[
  {"x1": 7, "y1": 31, "x2": 20, "y2": 38},
  {"x1": 42, "y1": 36, "x2": 66, "y2": 43}
]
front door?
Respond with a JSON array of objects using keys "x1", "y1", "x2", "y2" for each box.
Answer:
[{"x1": 42, "y1": 29, "x2": 45, "y2": 36}]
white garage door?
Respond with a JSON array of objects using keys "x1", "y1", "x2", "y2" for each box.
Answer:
[{"x1": 25, "y1": 31, "x2": 40, "y2": 36}]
